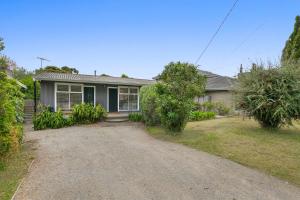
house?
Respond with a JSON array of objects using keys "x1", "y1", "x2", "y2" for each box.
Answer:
[
  {"x1": 195, "y1": 70, "x2": 235, "y2": 108},
  {"x1": 35, "y1": 72, "x2": 154, "y2": 112},
  {"x1": 154, "y1": 70, "x2": 236, "y2": 109}
]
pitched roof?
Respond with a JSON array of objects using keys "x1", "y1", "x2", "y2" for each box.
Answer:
[
  {"x1": 35, "y1": 72, "x2": 155, "y2": 86},
  {"x1": 198, "y1": 70, "x2": 235, "y2": 91}
]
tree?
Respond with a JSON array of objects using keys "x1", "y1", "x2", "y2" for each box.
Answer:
[
  {"x1": 236, "y1": 64, "x2": 300, "y2": 128},
  {"x1": 0, "y1": 38, "x2": 8, "y2": 70},
  {"x1": 61, "y1": 66, "x2": 79, "y2": 74},
  {"x1": 121, "y1": 73, "x2": 129, "y2": 78},
  {"x1": 0, "y1": 37, "x2": 4, "y2": 52},
  {"x1": 282, "y1": 16, "x2": 300, "y2": 64},
  {"x1": 36, "y1": 65, "x2": 79, "y2": 74},
  {"x1": 157, "y1": 62, "x2": 206, "y2": 133}
]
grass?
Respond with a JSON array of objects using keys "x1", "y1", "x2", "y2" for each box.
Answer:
[
  {"x1": 147, "y1": 117, "x2": 300, "y2": 186},
  {"x1": 0, "y1": 143, "x2": 35, "y2": 200}
]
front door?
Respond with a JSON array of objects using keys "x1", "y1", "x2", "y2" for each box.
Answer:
[
  {"x1": 108, "y1": 88, "x2": 118, "y2": 112},
  {"x1": 84, "y1": 87, "x2": 95, "y2": 106}
]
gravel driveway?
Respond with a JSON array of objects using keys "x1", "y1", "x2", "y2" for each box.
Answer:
[{"x1": 14, "y1": 123, "x2": 300, "y2": 200}]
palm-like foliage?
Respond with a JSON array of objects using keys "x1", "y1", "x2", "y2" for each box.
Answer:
[{"x1": 236, "y1": 65, "x2": 300, "y2": 128}]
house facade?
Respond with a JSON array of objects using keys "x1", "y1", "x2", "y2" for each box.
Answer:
[
  {"x1": 195, "y1": 70, "x2": 235, "y2": 108},
  {"x1": 35, "y1": 72, "x2": 154, "y2": 112}
]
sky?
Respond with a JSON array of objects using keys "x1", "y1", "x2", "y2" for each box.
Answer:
[{"x1": 1, "y1": 0, "x2": 300, "y2": 79}]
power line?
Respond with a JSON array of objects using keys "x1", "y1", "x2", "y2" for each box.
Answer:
[
  {"x1": 231, "y1": 23, "x2": 263, "y2": 53},
  {"x1": 194, "y1": 0, "x2": 240, "y2": 65}
]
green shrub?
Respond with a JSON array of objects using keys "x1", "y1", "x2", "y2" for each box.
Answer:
[
  {"x1": 214, "y1": 102, "x2": 230, "y2": 116},
  {"x1": 193, "y1": 102, "x2": 230, "y2": 116},
  {"x1": 71, "y1": 103, "x2": 107, "y2": 124},
  {"x1": 189, "y1": 111, "x2": 216, "y2": 121},
  {"x1": 157, "y1": 62, "x2": 206, "y2": 133},
  {"x1": 0, "y1": 72, "x2": 24, "y2": 155},
  {"x1": 128, "y1": 112, "x2": 143, "y2": 122},
  {"x1": 140, "y1": 85, "x2": 161, "y2": 125},
  {"x1": 158, "y1": 93, "x2": 193, "y2": 133},
  {"x1": 33, "y1": 106, "x2": 69, "y2": 130},
  {"x1": 236, "y1": 64, "x2": 300, "y2": 128}
]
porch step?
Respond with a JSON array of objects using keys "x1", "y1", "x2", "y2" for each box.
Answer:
[
  {"x1": 105, "y1": 113, "x2": 129, "y2": 122},
  {"x1": 105, "y1": 118, "x2": 129, "y2": 122}
]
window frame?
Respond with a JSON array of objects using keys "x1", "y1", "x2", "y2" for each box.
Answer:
[
  {"x1": 118, "y1": 86, "x2": 139, "y2": 112},
  {"x1": 54, "y1": 83, "x2": 84, "y2": 111}
]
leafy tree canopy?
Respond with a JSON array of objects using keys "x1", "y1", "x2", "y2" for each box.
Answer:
[
  {"x1": 282, "y1": 16, "x2": 300, "y2": 64},
  {"x1": 0, "y1": 37, "x2": 4, "y2": 52},
  {"x1": 36, "y1": 65, "x2": 79, "y2": 74},
  {"x1": 158, "y1": 62, "x2": 206, "y2": 100},
  {"x1": 156, "y1": 62, "x2": 206, "y2": 133},
  {"x1": 121, "y1": 73, "x2": 129, "y2": 78}
]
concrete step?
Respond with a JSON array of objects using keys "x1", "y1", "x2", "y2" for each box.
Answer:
[{"x1": 105, "y1": 118, "x2": 129, "y2": 122}]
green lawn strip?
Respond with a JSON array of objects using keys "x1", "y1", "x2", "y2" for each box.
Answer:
[
  {"x1": 147, "y1": 117, "x2": 300, "y2": 186},
  {"x1": 0, "y1": 143, "x2": 34, "y2": 200}
]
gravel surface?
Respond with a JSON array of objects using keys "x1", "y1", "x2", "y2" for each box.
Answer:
[{"x1": 14, "y1": 123, "x2": 300, "y2": 200}]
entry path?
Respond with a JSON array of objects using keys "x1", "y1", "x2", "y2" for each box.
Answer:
[{"x1": 14, "y1": 123, "x2": 300, "y2": 200}]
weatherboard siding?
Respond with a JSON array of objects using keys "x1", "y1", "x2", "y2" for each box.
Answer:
[{"x1": 40, "y1": 81, "x2": 55, "y2": 108}]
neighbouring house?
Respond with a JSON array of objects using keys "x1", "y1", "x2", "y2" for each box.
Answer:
[
  {"x1": 154, "y1": 70, "x2": 236, "y2": 109},
  {"x1": 195, "y1": 70, "x2": 235, "y2": 108},
  {"x1": 35, "y1": 72, "x2": 154, "y2": 112}
]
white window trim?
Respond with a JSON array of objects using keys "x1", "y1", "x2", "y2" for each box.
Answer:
[
  {"x1": 54, "y1": 82, "x2": 83, "y2": 111},
  {"x1": 118, "y1": 86, "x2": 139, "y2": 112},
  {"x1": 83, "y1": 85, "x2": 96, "y2": 106}
]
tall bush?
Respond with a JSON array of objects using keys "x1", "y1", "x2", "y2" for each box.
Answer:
[
  {"x1": 236, "y1": 64, "x2": 300, "y2": 128},
  {"x1": 0, "y1": 72, "x2": 24, "y2": 155},
  {"x1": 140, "y1": 85, "x2": 161, "y2": 125},
  {"x1": 157, "y1": 62, "x2": 206, "y2": 133}
]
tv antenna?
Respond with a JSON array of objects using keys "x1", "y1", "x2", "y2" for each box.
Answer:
[{"x1": 37, "y1": 57, "x2": 50, "y2": 68}]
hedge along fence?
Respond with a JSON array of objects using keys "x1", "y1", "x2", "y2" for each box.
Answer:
[
  {"x1": 33, "y1": 103, "x2": 107, "y2": 130},
  {"x1": 0, "y1": 72, "x2": 24, "y2": 156}
]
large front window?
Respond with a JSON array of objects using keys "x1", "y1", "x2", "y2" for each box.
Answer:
[
  {"x1": 118, "y1": 87, "x2": 139, "y2": 111},
  {"x1": 56, "y1": 83, "x2": 83, "y2": 110}
]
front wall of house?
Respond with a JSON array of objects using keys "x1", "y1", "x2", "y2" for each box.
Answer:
[
  {"x1": 39, "y1": 81, "x2": 141, "y2": 112},
  {"x1": 207, "y1": 91, "x2": 234, "y2": 109},
  {"x1": 40, "y1": 81, "x2": 55, "y2": 108}
]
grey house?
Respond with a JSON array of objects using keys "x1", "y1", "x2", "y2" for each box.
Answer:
[
  {"x1": 35, "y1": 72, "x2": 154, "y2": 112},
  {"x1": 195, "y1": 70, "x2": 235, "y2": 108}
]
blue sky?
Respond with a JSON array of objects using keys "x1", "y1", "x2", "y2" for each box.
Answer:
[{"x1": 1, "y1": 0, "x2": 299, "y2": 79}]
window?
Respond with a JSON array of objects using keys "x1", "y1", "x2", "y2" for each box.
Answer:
[
  {"x1": 56, "y1": 83, "x2": 83, "y2": 111},
  {"x1": 118, "y1": 87, "x2": 139, "y2": 111},
  {"x1": 195, "y1": 95, "x2": 212, "y2": 103}
]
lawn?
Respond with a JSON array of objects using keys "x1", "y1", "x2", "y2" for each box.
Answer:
[
  {"x1": 0, "y1": 142, "x2": 34, "y2": 200},
  {"x1": 147, "y1": 117, "x2": 300, "y2": 186}
]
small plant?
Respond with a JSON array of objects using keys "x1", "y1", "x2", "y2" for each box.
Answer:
[
  {"x1": 33, "y1": 106, "x2": 69, "y2": 130},
  {"x1": 128, "y1": 112, "x2": 143, "y2": 122},
  {"x1": 189, "y1": 111, "x2": 216, "y2": 121},
  {"x1": 71, "y1": 103, "x2": 107, "y2": 124}
]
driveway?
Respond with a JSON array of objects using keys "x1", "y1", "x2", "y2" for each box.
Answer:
[{"x1": 14, "y1": 123, "x2": 300, "y2": 200}]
